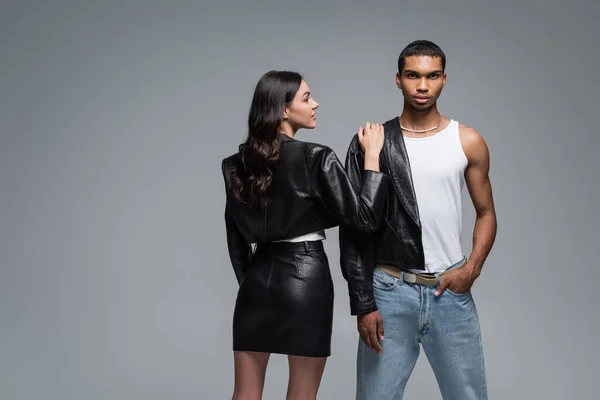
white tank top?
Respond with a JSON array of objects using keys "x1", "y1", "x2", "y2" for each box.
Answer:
[
  {"x1": 272, "y1": 230, "x2": 326, "y2": 243},
  {"x1": 404, "y1": 120, "x2": 468, "y2": 273}
]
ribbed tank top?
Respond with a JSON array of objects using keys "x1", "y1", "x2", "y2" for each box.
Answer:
[{"x1": 404, "y1": 120, "x2": 468, "y2": 273}]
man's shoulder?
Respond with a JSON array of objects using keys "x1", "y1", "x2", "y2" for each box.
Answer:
[
  {"x1": 348, "y1": 116, "x2": 399, "y2": 152},
  {"x1": 457, "y1": 123, "x2": 486, "y2": 148},
  {"x1": 458, "y1": 122, "x2": 480, "y2": 137},
  {"x1": 457, "y1": 123, "x2": 489, "y2": 163}
]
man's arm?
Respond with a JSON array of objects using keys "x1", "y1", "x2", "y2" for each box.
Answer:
[
  {"x1": 435, "y1": 126, "x2": 497, "y2": 296},
  {"x1": 339, "y1": 134, "x2": 379, "y2": 313},
  {"x1": 339, "y1": 133, "x2": 385, "y2": 353}
]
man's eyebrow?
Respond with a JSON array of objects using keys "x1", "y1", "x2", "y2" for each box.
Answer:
[{"x1": 403, "y1": 69, "x2": 443, "y2": 75}]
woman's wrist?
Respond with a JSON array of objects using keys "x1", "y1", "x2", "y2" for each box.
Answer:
[{"x1": 363, "y1": 153, "x2": 380, "y2": 172}]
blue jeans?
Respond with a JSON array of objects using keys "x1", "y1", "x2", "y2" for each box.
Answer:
[{"x1": 356, "y1": 260, "x2": 487, "y2": 400}]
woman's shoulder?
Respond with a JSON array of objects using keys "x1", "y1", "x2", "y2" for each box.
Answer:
[
  {"x1": 221, "y1": 152, "x2": 238, "y2": 166},
  {"x1": 221, "y1": 152, "x2": 241, "y2": 179},
  {"x1": 285, "y1": 138, "x2": 334, "y2": 160},
  {"x1": 294, "y1": 134, "x2": 362, "y2": 157}
]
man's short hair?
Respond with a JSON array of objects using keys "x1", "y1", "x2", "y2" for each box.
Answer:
[{"x1": 398, "y1": 40, "x2": 446, "y2": 73}]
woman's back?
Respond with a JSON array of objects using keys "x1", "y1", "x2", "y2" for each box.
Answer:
[{"x1": 222, "y1": 135, "x2": 340, "y2": 244}]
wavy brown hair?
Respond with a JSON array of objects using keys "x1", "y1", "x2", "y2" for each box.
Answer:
[{"x1": 230, "y1": 70, "x2": 302, "y2": 208}]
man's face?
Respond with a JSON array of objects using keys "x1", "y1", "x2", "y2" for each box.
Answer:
[{"x1": 396, "y1": 55, "x2": 446, "y2": 112}]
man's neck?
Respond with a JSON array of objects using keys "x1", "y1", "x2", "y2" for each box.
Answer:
[{"x1": 399, "y1": 106, "x2": 441, "y2": 131}]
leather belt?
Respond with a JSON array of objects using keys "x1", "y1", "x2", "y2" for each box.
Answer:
[
  {"x1": 376, "y1": 259, "x2": 467, "y2": 287},
  {"x1": 260, "y1": 240, "x2": 323, "y2": 253}
]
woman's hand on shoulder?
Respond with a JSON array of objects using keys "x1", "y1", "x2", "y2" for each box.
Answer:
[{"x1": 357, "y1": 122, "x2": 384, "y2": 157}]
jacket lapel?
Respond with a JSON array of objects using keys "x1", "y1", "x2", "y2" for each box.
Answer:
[{"x1": 383, "y1": 117, "x2": 421, "y2": 228}]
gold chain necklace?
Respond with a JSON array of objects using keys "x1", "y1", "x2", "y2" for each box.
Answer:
[{"x1": 400, "y1": 114, "x2": 441, "y2": 133}]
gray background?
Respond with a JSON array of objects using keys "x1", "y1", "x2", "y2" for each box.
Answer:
[{"x1": 1, "y1": 0, "x2": 598, "y2": 399}]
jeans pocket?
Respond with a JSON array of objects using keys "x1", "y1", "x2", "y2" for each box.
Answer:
[
  {"x1": 446, "y1": 287, "x2": 471, "y2": 297},
  {"x1": 372, "y1": 268, "x2": 398, "y2": 291}
]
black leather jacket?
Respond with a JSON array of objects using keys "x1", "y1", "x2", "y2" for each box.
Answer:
[
  {"x1": 339, "y1": 117, "x2": 425, "y2": 315},
  {"x1": 222, "y1": 134, "x2": 391, "y2": 284}
]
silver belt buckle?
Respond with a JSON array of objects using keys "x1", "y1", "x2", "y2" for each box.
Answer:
[{"x1": 402, "y1": 272, "x2": 417, "y2": 284}]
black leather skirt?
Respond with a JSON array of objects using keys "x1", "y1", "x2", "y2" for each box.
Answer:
[{"x1": 232, "y1": 240, "x2": 334, "y2": 357}]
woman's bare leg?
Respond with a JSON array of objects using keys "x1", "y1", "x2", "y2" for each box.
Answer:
[
  {"x1": 286, "y1": 355, "x2": 327, "y2": 400},
  {"x1": 233, "y1": 351, "x2": 270, "y2": 400}
]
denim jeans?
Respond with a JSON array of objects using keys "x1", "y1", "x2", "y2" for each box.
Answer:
[{"x1": 356, "y1": 259, "x2": 487, "y2": 400}]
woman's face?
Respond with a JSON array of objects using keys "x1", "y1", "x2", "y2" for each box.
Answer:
[{"x1": 283, "y1": 80, "x2": 319, "y2": 130}]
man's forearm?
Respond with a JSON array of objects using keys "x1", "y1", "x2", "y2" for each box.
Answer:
[{"x1": 469, "y1": 209, "x2": 497, "y2": 275}]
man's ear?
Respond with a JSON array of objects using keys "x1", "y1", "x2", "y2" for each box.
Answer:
[
  {"x1": 282, "y1": 107, "x2": 289, "y2": 119},
  {"x1": 396, "y1": 72, "x2": 402, "y2": 89}
]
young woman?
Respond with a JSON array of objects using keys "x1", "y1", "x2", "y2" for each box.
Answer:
[{"x1": 221, "y1": 70, "x2": 389, "y2": 400}]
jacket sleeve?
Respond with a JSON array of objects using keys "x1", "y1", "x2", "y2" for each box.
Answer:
[
  {"x1": 338, "y1": 136, "x2": 380, "y2": 315},
  {"x1": 307, "y1": 145, "x2": 390, "y2": 233},
  {"x1": 224, "y1": 207, "x2": 252, "y2": 285},
  {"x1": 222, "y1": 159, "x2": 252, "y2": 285}
]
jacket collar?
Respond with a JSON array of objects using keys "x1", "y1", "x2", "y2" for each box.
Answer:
[
  {"x1": 383, "y1": 117, "x2": 421, "y2": 228},
  {"x1": 239, "y1": 134, "x2": 294, "y2": 153}
]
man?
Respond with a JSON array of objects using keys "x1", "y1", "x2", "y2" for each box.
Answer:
[{"x1": 340, "y1": 40, "x2": 497, "y2": 400}]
